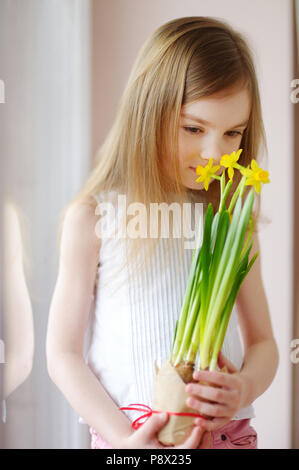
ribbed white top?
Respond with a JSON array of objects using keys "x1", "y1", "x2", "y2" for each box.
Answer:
[{"x1": 78, "y1": 190, "x2": 254, "y2": 425}]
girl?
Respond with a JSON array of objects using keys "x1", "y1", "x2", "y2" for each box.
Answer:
[{"x1": 46, "y1": 16, "x2": 279, "y2": 449}]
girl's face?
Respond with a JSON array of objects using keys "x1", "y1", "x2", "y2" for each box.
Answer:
[{"x1": 168, "y1": 86, "x2": 251, "y2": 191}]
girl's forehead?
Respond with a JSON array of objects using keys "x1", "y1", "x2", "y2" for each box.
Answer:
[{"x1": 181, "y1": 87, "x2": 251, "y2": 128}]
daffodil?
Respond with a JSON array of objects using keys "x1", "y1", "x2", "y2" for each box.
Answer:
[
  {"x1": 170, "y1": 153, "x2": 270, "y2": 375},
  {"x1": 195, "y1": 158, "x2": 220, "y2": 191},
  {"x1": 240, "y1": 159, "x2": 270, "y2": 194},
  {"x1": 220, "y1": 149, "x2": 243, "y2": 181}
]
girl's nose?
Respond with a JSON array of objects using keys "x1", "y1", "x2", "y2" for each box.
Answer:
[
  {"x1": 200, "y1": 137, "x2": 224, "y2": 163},
  {"x1": 200, "y1": 149, "x2": 222, "y2": 165}
]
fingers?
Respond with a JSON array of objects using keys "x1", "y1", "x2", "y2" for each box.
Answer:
[
  {"x1": 140, "y1": 413, "x2": 169, "y2": 440},
  {"x1": 186, "y1": 382, "x2": 237, "y2": 406},
  {"x1": 175, "y1": 425, "x2": 205, "y2": 449},
  {"x1": 186, "y1": 396, "x2": 232, "y2": 419},
  {"x1": 198, "y1": 430, "x2": 212, "y2": 449},
  {"x1": 194, "y1": 417, "x2": 229, "y2": 432},
  {"x1": 192, "y1": 369, "x2": 239, "y2": 390}
]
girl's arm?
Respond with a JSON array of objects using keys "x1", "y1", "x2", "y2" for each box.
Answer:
[
  {"x1": 235, "y1": 231, "x2": 279, "y2": 407},
  {"x1": 46, "y1": 200, "x2": 133, "y2": 447}
]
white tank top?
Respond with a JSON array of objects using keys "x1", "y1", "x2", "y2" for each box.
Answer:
[{"x1": 78, "y1": 190, "x2": 255, "y2": 425}]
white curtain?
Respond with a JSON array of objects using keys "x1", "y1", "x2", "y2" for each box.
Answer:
[{"x1": 1, "y1": 0, "x2": 92, "y2": 448}]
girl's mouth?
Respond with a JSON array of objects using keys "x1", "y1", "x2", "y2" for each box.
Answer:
[{"x1": 189, "y1": 167, "x2": 197, "y2": 173}]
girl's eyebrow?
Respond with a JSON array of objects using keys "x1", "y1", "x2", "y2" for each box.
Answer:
[{"x1": 181, "y1": 113, "x2": 248, "y2": 128}]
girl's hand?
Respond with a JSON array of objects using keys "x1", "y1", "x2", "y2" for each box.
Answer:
[
  {"x1": 185, "y1": 351, "x2": 252, "y2": 432},
  {"x1": 118, "y1": 412, "x2": 212, "y2": 449}
]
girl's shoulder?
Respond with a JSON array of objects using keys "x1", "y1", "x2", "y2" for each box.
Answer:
[
  {"x1": 62, "y1": 196, "x2": 101, "y2": 258},
  {"x1": 66, "y1": 195, "x2": 98, "y2": 223}
]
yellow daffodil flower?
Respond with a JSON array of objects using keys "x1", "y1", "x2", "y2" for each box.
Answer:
[
  {"x1": 240, "y1": 159, "x2": 270, "y2": 194},
  {"x1": 220, "y1": 149, "x2": 243, "y2": 181},
  {"x1": 196, "y1": 158, "x2": 220, "y2": 191}
]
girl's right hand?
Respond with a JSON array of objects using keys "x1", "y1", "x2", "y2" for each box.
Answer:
[{"x1": 118, "y1": 412, "x2": 212, "y2": 449}]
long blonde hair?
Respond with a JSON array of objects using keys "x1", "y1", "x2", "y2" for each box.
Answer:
[{"x1": 58, "y1": 16, "x2": 268, "y2": 286}]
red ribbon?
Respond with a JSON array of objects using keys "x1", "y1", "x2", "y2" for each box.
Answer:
[{"x1": 119, "y1": 403, "x2": 208, "y2": 430}]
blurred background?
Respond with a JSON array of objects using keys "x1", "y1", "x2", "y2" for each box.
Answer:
[{"x1": 0, "y1": 0, "x2": 298, "y2": 449}]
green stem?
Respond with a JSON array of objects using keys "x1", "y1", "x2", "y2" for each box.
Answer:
[
  {"x1": 212, "y1": 175, "x2": 221, "y2": 181},
  {"x1": 170, "y1": 225, "x2": 203, "y2": 362},
  {"x1": 174, "y1": 288, "x2": 201, "y2": 365},
  {"x1": 227, "y1": 176, "x2": 246, "y2": 216},
  {"x1": 185, "y1": 304, "x2": 202, "y2": 363},
  {"x1": 220, "y1": 170, "x2": 225, "y2": 201},
  {"x1": 209, "y1": 314, "x2": 229, "y2": 371},
  {"x1": 210, "y1": 246, "x2": 259, "y2": 370},
  {"x1": 219, "y1": 180, "x2": 233, "y2": 213},
  {"x1": 240, "y1": 216, "x2": 253, "y2": 259}
]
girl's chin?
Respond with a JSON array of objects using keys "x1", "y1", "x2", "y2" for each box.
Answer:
[
  {"x1": 182, "y1": 178, "x2": 204, "y2": 190},
  {"x1": 184, "y1": 185, "x2": 203, "y2": 192}
]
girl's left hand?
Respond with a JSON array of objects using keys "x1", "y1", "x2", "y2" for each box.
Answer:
[{"x1": 185, "y1": 351, "x2": 251, "y2": 432}]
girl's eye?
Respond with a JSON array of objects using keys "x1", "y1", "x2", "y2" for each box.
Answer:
[
  {"x1": 183, "y1": 126, "x2": 203, "y2": 135},
  {"x1": 226, "y1": 130, "x2": 243, "y2": 138}
]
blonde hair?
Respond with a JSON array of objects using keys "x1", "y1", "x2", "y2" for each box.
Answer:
[{"x1": 58, "y1": 16, "x2": 268, "y2": 288}]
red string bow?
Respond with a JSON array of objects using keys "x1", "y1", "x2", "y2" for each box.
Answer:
[{"x1": 119, "y1": 403, "x2": 208, "y2": 430}]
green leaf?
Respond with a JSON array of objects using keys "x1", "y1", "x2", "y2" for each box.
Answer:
[
  {"x1": 200, "y1": 190, "x2": 255, "y2": 368},
  {"x1": 206, "y1": 210, "x2": 230, "y2": 308},
  {"x1": 200, "y1": 204, "x2": 214, "y2": 319}
]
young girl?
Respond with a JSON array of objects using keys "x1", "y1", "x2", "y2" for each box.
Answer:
[{"x1": 46, "y1": 16, "x2": 279, "y2": 449}]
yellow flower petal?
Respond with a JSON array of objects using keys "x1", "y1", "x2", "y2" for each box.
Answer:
[
  {"x1": 256, "y1": 170, "x2": 270, "y2": 183},
  {"x1": 241, "y1": 160, "x2": 270, "y2": 193},
  {"x1": 196, "y1": 175, "x2": 204, "y2": 183},
  {"x1": 207, "y1": 158, "x2": 214, "y2": 170},
  {"x1": 196, "y1": 166, "x2": 205, "y2": 176},
  {"x1": 240, "y1": 168, "x2": 252, "y2": 178},
  {"x1": 235, "y1": 148, "x2": 243, "y2": 161},
  {"x1": 245, "y1": 177, "x2": 256, "y2": 186},
  {"x1": 210, "y1": 165, "x2": 220, "y2": 174},
  {"x1": 228, "y1": 166, "x2": 234, "y2": 180},
  {"x1": 220, "y1": 154, "x2": 231, "y2": 167},
  {"x1": 254, "y1": 181, "x2": 261, "y2": 194},
  {"x1": 195, "y1": 158, "x2": 219, "y2": 190}
]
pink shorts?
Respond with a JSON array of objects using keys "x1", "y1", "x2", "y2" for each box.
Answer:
[{"x1": 89, "y1": 418, "x2": 258, "y2": 449}]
